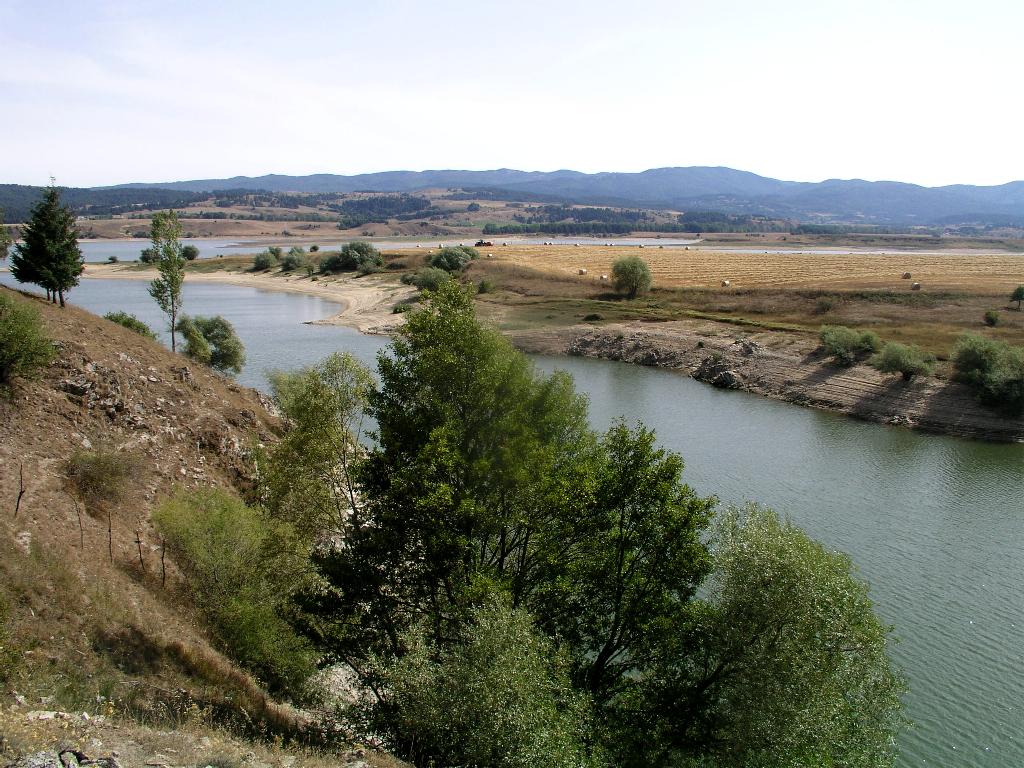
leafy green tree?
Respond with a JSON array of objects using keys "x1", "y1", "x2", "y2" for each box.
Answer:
[
  {"x1": 147, "y1": 211, "x2": 185, "y2": 351},
  {"x1": 11, "y1": 186, "x2": 83, "y2": 306},
  {"x1": 320, "y1": 241, "x2": 383, "y2": 274},
  {"x1": 281, "y1": 283, "x2": 905, "y2": 767},
  {"x1": 175, "y1": 315, "x2": 245, "y2": 375},
  {"x1": 0, "y1": 293, "x2": 54, "y2": 385},
  {"x1": 280, "y1": 246, "x2": 307, "y2": 272},
  {"x1": 870, "y1": 341, "x2": 935, "y2": 381},
  {"x1": 294, "y1": 281, "x2": 599, "y2": 665},
  {"x1": 365, "y1": 599, "x2": 603, "y2": 768},
  {"x1": 181, "y1": 244, "x2": 200, "y2": 261},
  {"x1": 252, "y1": 249, "x2": 277, "y2": 270},
  {"x1": 103, "y1": 311, "x2": 157, "y2": 339},
  {"x1": 639, "y1": 505, "x2": 905, "y2": 768},
  {"x1": 611, "y1": 256, "x2": 652, "y2": 299},
  {"x1": 1011, "y1": 285, "x2": 1024, "y2": 310},
  {"x1": 262, "y1": 352, "x2": 374, "y2": 540},
  {"x1": 429, "y1": 245, "x2": 477, "y2": 273}
]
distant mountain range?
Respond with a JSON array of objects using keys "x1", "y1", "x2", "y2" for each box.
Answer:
[
  {"x1": 3, "y1": 167, "x2": 1024, "y2": 227},
  {"x1": 106, "y1": 167, "x2": 1024, "y2": 226}
]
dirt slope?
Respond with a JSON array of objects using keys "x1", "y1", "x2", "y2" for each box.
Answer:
[{"x1": 0, "y1": 286, "x2": 398, "y2": 768}]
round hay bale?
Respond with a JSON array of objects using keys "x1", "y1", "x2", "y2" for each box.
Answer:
[
  {"x1": 578, "y1": 268, "x2": 588, "y2": 275},
  {"x1": 600, "y1": 274, "x2": 608, "y2": 281},
  {"x1": 721, "y1": 279, "x2": 731, "y2": 287},
  {"x1": 902, "y1": 272, "x2": 912, "y2": 279},
  {"x1": 911, "y1": 282, "x2": 921, "y2": 291}
]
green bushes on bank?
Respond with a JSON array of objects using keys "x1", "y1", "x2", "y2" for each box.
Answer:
[
  {"x1": 0, "y1": 293, "x2": 54, "y2": 386},
  {"x1": 870, "y1": 342, "x2": 935, "y2": 381},
  {"x1": 104, "y1": 311, "x2": 157, "y2": 339},
  {"x1": 153, "y1": 489, "x2": 316, "y2": 699},
  {"x1": 953, "y1": 333, "x2": 1024, "y2": 414},
  {"x1": 819, "y1": 324, "x2": 882, "y2": 365}
]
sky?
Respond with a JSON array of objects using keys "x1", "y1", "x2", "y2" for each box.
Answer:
[{"x1": 1, "y1": 0, "x2": 1022, "y2": 188}]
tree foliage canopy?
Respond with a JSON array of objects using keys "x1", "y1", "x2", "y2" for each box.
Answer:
[
  {"x1": 611, "y1": 256, "x2": 652, "y2": 298},
  {"x1": 429, "y1": 245, "x2": 478, "y2": 273},
  {"x1": 175, "y1": 314, "x2": 245, "y2": 375},
  {"x1": 266, "y1": 282, "x2": 905, "y2": 767},
  {"x1": 147, "y1": 210, "x2": 186, "y2": 351}
]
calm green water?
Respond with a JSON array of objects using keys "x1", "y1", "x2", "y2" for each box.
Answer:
[{"x1": 5, "y1": 274, "x2": 1023, "y2": 766}]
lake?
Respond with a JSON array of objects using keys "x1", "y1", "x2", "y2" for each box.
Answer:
[{"x1": 3, "y1": 272, "x2": 1022, "y2": 766}]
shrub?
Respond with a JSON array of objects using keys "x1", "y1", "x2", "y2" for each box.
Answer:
[
  {"x1": 0, "y1": 293, "x2": 54, "y2": 385},
  {"x1": 104, "y1": 311, "x2": 157, "y2": 339},
  {"x1": 106, "y1": 255, "x2": 119, "y2": 264},
  {"x1": 869, "y1": 342, "x2": 935, "y2": 381},
  {"x1": 953, "y1": 333, "x2": 1024, "y2": 414},
  {"x1": 139, "y1": 247, "x2": 158, "y2": 264},
  {"x1": 984, "y1": 310, "x2": 1001, "y2": 327},
  {"x1": 611, "y1": 256, "x2": 652, "y2": 299},
  {"x1": 819, "y1": 325, "x2": 882, "y2": 365},
  {"x1": 319, "y1": 241, "x2": 383, "y2": 274},
  {"x1": 176, "y1": 315, "x2": 246, "y2": 375},
  {"x1": 429, "y1": 245, "x2": 478, "y2": 273},
  {"x1": 65, "y1": 448, "x2": 136, "y2": 512},
  {"x1": 267, "y1": 246, "x2": 283, "y2": 260},
  {"x1": 279, "y1": 246, "x2": 306, "y2": 272},
  {"x1": 153, "y1": 490, "x2": 316, "y2": 698},
  {"x1": 1011, "y1": 285, "x2": 1024, "y2": 310},
  {"x1": 309, "y1": 244, "x2": 320, "y2": 252},
  {"x1": 402, "y1": 267, "x2": 452, "y2": 291},
  {"x1": 181, "y1": 244, "x2": 200, "y2": 261},
  {"x1": 252, "y1": 250, "x2": 276, "y2": 271},
  {"x1": 477, "y1": 278, "x2": 495, "y2": 294},
  {"x1": 365, "y1": 599, "x2": 600, "y2": 768},
  {"x1": 813, "y1": 296, "x2": 836, "y2": 314}
]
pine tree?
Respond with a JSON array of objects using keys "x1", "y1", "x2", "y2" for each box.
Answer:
[
  {"x1": 147, "y1": 210, "x2": 186, "y2": 352},
  {"x1": 11, "y1": 186, "x2": 83, "y2": 306}
]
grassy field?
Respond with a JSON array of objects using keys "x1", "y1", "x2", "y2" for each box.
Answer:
[{"x1": 468, "y1": 244, "x2": 1024, "y2": 292}]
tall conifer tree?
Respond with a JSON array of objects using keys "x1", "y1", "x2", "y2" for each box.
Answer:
[{"x1": 11, "y1": 185, "x2": 83, "y2": 306}]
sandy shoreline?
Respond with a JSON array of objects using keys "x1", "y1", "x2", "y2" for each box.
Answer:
[{"x1": 81, "y1": 263, "x2": 416, "y2": 334}]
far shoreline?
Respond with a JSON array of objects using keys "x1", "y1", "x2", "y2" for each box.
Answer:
[{"x1": 63, "y1": 264, "x2": 1024, "y2": 444}]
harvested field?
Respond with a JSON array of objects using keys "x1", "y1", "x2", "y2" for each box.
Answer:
[{"x1": 434, "y1": 245, "x2": 1024, "y2": 293}]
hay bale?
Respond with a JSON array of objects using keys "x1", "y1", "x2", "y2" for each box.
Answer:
[
  {"x1": 600, "y1": 274, "x2": 608, "y2": 281},
  {"x1": 911, "y1": 282, "x2": 921, "y2": 291},
  {"x1": 902, "y1": 272, "x2": 912, "y2": 279},
  {"x1": 721, "y1": 279, "x2": 731, "y2": 287},
  {"x1": 578, "y1": 268, "x2": 588, "y2": 275}
]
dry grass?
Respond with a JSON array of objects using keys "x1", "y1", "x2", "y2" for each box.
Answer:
[{"x1": 447, "y1": 244, "x2": 1024, "y2": 293}]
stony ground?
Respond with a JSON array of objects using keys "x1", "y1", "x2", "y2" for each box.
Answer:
[{"x1": 511, "y1": 319, "x2": 1024, "y2": 442}]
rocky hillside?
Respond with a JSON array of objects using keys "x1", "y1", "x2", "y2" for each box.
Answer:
[
  {"x1": 0, "y1": 286, "x2": 399, "y2": 768},
  {"x1": 512, "y1": 320, "x2": 1024, "y2": 442}
]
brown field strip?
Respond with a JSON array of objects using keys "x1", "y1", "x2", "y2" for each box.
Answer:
[{"x1": 413, "y1": 245, "x2": 1024, "y2": 293}]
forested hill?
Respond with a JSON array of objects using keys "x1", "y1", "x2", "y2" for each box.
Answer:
[
  {"x1": 8, "y1": 167, "x2": 1024, "y2": 226},
  {"x1": 103, "y1": 167, "x2": 1024, "y2": 226}
]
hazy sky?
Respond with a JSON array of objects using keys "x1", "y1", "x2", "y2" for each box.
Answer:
[{"x1": 2, "y1": 0, "x2": 1021, "y2": 188}]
